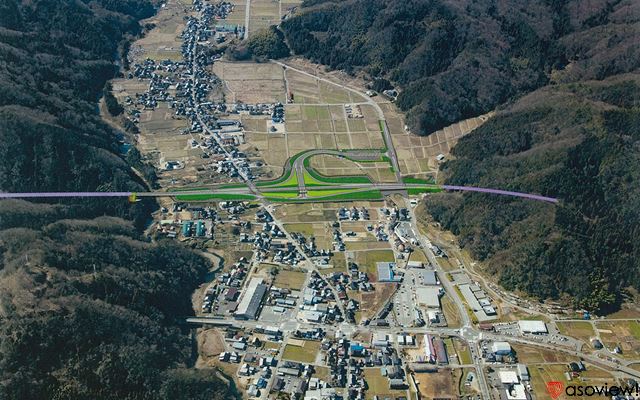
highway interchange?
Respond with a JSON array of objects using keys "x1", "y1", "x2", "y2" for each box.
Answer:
[{"x1": 4, "y1": 2, "x2": 632, "y2": 399}]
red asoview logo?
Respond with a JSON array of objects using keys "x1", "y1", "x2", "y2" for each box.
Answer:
[{"x1": 546, "y1": 381, "x2": 564, "y2": 399}]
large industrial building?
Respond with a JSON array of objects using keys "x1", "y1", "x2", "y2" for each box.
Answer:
[
  {"x1": 491, "y1": 341, "x2": 512, "y2": 355},
  {"x1": 432, "y1": 337, "x2": 449, "y2": 365},
  {"x1": 517, "y1": 320, "x2": 548, "y2": 334},
  {"x1": 416, "y1": 287, "x2": 441, "y2": 308},
  {"x1": 234, "y1": 277, "x2": 267, "y2": 320},
  {"x1": 417, "y1": 270, "x2": 438, "y2": 285}
]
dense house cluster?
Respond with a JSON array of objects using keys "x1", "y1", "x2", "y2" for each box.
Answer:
[
  {"x1": 291, "y1": 232, "x2": 333, "y2": 265},
  {"x1": 124, "y1": 0, "x2": 288, "y2": 182},
  {"x1": 301, "y1": 272, "x2": 343, "y2": 324},
  {"x1": 238, "y1": 210, "x2": 304, "y2": 266}
]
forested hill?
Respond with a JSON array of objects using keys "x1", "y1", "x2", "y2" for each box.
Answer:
[
  {"x1": 0, "y1": 1, "x2": 236, "y2": 399},
  {"x1": 0, "y1": 0, "x2": 155, "y2": 227},
  {"x1": 281, "y1": 0, "x2": 640, "y2": 135},
  {"x1": 426, "y1": 75, "x2": 640, "y2": 312}
]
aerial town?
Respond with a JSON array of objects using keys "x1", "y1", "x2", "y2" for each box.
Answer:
[{"x1": 102, "y1": 1, "x2": 640, "y2": 399}]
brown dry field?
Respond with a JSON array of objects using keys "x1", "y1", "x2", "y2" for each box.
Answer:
[
  {"x1": 225, "y1": 0, "x2": 247, "y2": 26},
  {"x1": 414, "y1": 370, "x2": 457, "y2": 399},
  {"x1": 197, "y1": 328, "x2": 226, "y2": 359},
  {"x1": 248, "y1": 0, "x2": 281, "y2": 33},
  {"x1": 286, "y1": 69, "x2": 365, "y2": 104},
  {"x1": 272, "y1": 202, "x2": 384, "y2": 223},
  {"x1": 131, "y1": 0, "x2": 191, "y2": 63},
  {"x1": 511, "y1": 344, "x2": 575, "y2": 364},
  {"x1": 211, "y1": 61, "x2": 286, "y2": 103},
  {"x1": 384, "y1": 103, "x2": 494, "y2": 179},
  {"x1": 310, "y1": 154, "x2": 396, "y2": 183}
]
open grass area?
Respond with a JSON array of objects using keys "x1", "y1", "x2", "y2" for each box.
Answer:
[
  {"x1": 273, "y1": 270, "x2": 307, "y2": 291},
  {"x1": 320, "y1": 251, "x2": 347, "y2": 274},
  {"x1": 263, "y1": 191, "x2": 299, "y2": 199},
  {"x1": 303, "y1": 170, "x2": 327, "y2": 186},
  {"x1": 283, "y1": 223, "x2": 315, "y2": 236},
  {"x1": 555, "y1": 321, "x2": 596, "y2": 344},
  {"x1": 364, "y1": 368, "x2": 407, "y2": 400},
  {"x1": 262, "y1": 341, "x2": 280, "y2": 351},
  {"x1": 282, "y1": 340, "x2": 321, "y2": 364},
  {"x1": 528, "y1": 364, "x2": 570, "y2": 399},
  {"x1": 307, "y1": 189, "x2": 356, "y2": 197},
  {"x1": 316, "y1": 190, "x2": 383, "y2": 201},
  {"x1": 277, "y1": 170, "x2": 298, "y2": 188},
  {"x1": 453, "y1": 338, "x2": 472, "y2": 365},
  {"x1": 407, "y1": 187, "x2": 443, "y2": 195},
  {"x1": 314, "y1": 366, "x2": 331, "y2": 382},
  {"x1": 402, "y1": 176, "x2": 436, "y2": 184},
  {"x1": 511, "y1": 344, "x2": 574, "y2": 364},
  {"x1": 174, "y1": 193, "x2": 256, "y2": 201},
  {"x1": 527, "y1": 363, "x2": 616, "y2": 399}
]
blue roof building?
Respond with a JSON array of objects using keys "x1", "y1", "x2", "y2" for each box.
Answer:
[
  {"x1": 196, "y1": 221, "x2": 206, "y2": 236},
  {"x1": 182, "y1": 221, "x2": 193, "y2": 237}
]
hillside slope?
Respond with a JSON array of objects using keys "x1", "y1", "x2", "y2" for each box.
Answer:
[{"x1": 425, "y1": 75, "x2": 639, "y2": 311}]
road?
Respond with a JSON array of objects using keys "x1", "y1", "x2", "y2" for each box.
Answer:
[
  {"x1": 402, "y1": 197, "x2": 492, "y2": 399},
  {"x1": 244, "y1": 0, "x2": 251, "y2": 39}
]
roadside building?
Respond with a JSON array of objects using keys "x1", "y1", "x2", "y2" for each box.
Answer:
[
  {"x1": 424, "y1": 334, "x2": 435, "y2": 363},
  {"x1": 389, "y1": 378, "x2": 406, "y2": 389},
  {"x1": 234, "y1": 277, "x2": 267, "y2": 320},
  {"x1": 498, "y1": 370, "x2": 519, "y2": 385},
  {"x1": 432, "y1": 337, "x2": 449, "y2": 365},
  {"x1": 416, "y1": 287, "x2": 441, "y2": 308},
  {"x1": 376, "y1": 262, "x2": 401, "y2": 282},
  {"x1": 517, "y1": 320, "x2": 548, "y2": 335},
  {"x1": 517, "y1": 364, "x2": 529, "y2": 381},
  {"x1": 225, "y1": 287, "x2": 239, "y2": 301},
  {"x1": 491, "y1": 341, "x2": 512, "y2": 355},
  {"x1": 506, "y1": 384, "x2": 528, "y2": 400},
  {"x1": 417, "y1": 270, "x2": 438, "y2": 285}
]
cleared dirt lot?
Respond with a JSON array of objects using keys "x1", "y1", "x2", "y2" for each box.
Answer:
[{"x1": 414, "y1": 370, "x2": 458, "y2": 399}]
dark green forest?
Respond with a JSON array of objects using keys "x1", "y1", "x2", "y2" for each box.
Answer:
[
  {"x1": 229, "y1": 25, "x2": 290, "y2": 61},
  {"x1": 281, "y1": 0, "x2": 639, "y2": 135},
  {"x1": 0, "y1": 1, "x2": 235, "y2": 398}
]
